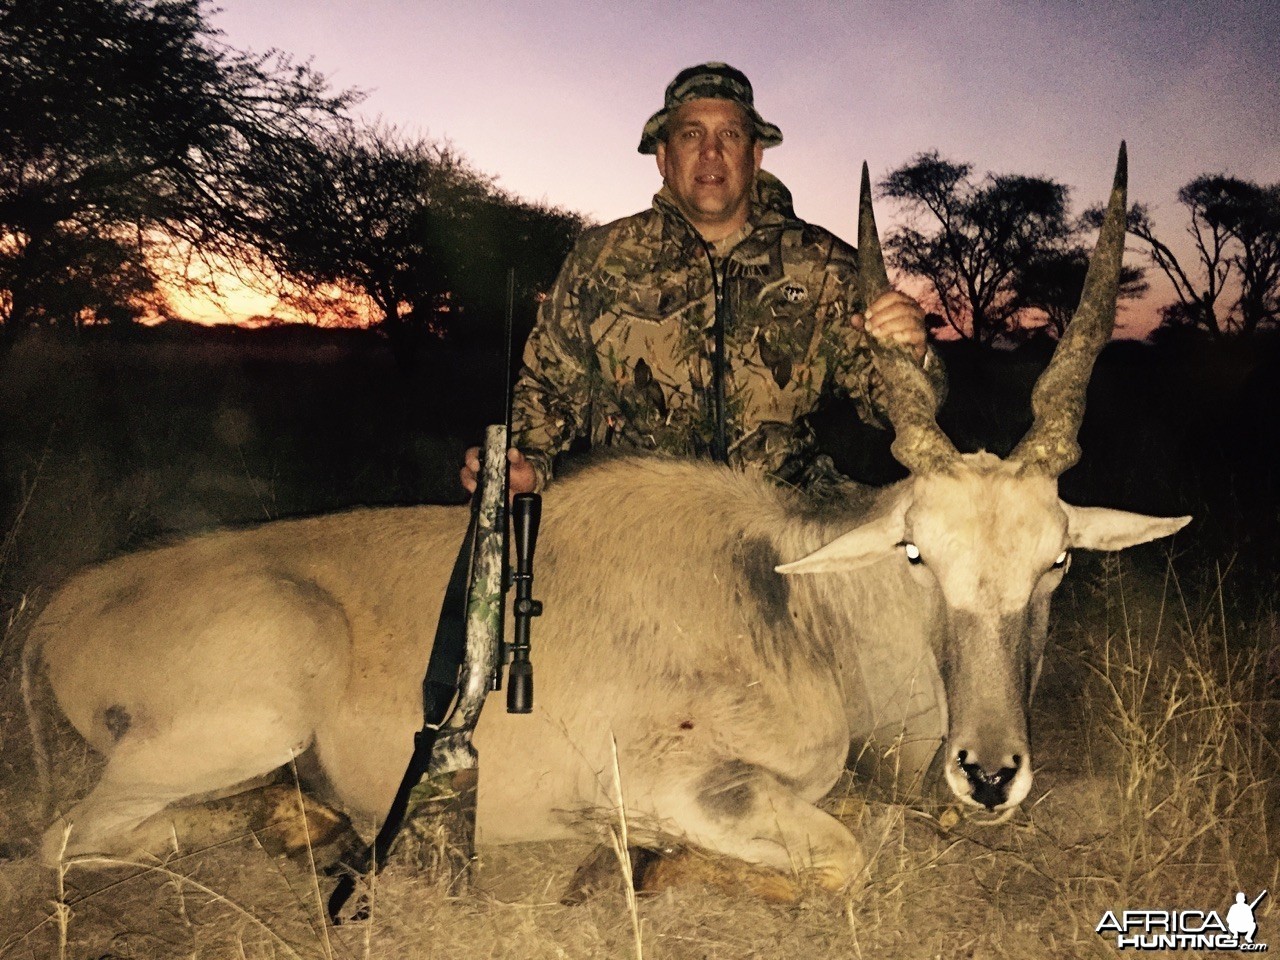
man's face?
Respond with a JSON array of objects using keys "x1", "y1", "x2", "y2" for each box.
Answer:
[{"x1": 655, "y1": 99, "x2": 763, "y2": 242}]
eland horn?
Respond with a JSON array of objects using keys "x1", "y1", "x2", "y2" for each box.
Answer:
[
  {"x1": 1010, "y1": 143, "x2": 1129, "y2": 475},
  {"x1": 858, "y1": 162, "x2": 959, "y2": 475}
]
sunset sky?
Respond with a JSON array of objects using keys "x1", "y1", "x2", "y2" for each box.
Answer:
[{"x1": 200, "y1": 0, "x2": 1280, "y2": 337}]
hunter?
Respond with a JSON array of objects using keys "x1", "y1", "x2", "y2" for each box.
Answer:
[{"x1": 462, "y1": 61, "x2": 942, "y2": 496}]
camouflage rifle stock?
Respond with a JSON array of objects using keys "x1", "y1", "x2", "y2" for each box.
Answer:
[
  {"x1": 427, "y1": 269, "x2": 542, "y2": 872},
  {"x1": 325, "y1": 430, "x2": 501, "y2": 921},
  {"x1": 422, "y1": 423, "x2": 510, "y2": 861},
  {"x1": 329, "y1": 273, "x2": 541, "y2": 921}
]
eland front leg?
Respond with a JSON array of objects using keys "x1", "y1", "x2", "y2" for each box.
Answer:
[{"x1": 629, "y1": 756, "x2": 866, "y2": 898}]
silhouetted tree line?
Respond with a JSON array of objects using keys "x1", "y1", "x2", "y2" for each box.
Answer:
[
  {"x1": 881, "y1": 154, "x2": 1279, "y2": 344},
  {"x1": 0, "y1": 0, "x2": 584, "y2": 359},
  {"x1": 258, "y1": 124, "x2": 585, "y2": 365},
  {"x1": 1114, "y1": 176, "x2": 1280, "y2": 339},
  {"x1": 2, "y1": 0, "x2": 1275, "y2": 350},
  {"x1": 880, "y1": 153, "x2": 1145, "y2": 344},
  {"x1": 0, "y1": 0, "x2": 354, "y2": 332}
]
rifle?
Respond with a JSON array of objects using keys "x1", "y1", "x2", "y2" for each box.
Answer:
[{"x1": 328, "y1": 271, "x2": 541, "y2": 923}]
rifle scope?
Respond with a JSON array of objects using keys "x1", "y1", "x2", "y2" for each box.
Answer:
[{"x1": 508, "y1": 492, "x2": 541, "y2": 713}]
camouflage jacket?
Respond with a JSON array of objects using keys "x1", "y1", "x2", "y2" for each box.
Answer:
[{"x1": 512, "y1": 170, "x2": 945, "y2": 490}]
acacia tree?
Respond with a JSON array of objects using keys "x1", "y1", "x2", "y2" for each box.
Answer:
[
  {"x1": 264, "y1": 123, "x2": 585, "y2": 361},
  {"x1": 1013, "y1": 247, "x2": 1148, "y2": 338},
  {"x1": 264, "y1": 126, "x2": 492, "y2": 335},
  {"x1": 0, "y1": 228, "x2": 160, "y2": 326},
  {"x1": 879, "y1": 153, "x2": 1078, "y2": 344},
  {"x1": 0, "y1": 0, "x2": 354, "y2": 334},
  {"x1": 439, "y1": 183, "x2": 588, "y2": 342},
  {"x1": 1115, "y1": 175, "x2": 1280, "y2": 338},
  {"x1": 1233, "y1": 184, "x2": 1280, "y2": 333}
]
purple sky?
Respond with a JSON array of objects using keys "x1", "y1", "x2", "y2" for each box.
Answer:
[{"x1": 209, "y1": 0, "x2": 1280, "y2": 336}]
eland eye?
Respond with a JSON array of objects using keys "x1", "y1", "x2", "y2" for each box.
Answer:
[
  {"x1": 1052, "y1": 550, "x2": 1070, "y2": 569},
  {"x1": 902, "y1": 542, "x2": 923, "y2": 566}
]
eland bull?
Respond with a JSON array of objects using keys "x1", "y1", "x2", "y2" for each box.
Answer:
[{"x1": 24, "y1": 147, "x2": 1188, "y2": 894}]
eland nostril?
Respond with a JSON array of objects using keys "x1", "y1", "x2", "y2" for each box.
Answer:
[{"x1": 957, "y1": 751, "x2": 1021, "y2": 809}]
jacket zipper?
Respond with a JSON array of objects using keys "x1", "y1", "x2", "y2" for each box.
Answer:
[{"x1": 707, "y1": 250, "x2": 729, "y2": 464}]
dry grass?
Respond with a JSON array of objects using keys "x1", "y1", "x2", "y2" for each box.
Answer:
[
  {"x1": 607, "y1": 734, "x2": 645, "y2": 960},
  {"x1": 1059, "y1": 557, "x2": 1279, "y2": 936},
  {"x1": 1, "y1": 552, "x2": 1274, "y2": 959},
  {"x1": 1, "y1": 319, "x2": 1275, "y2": 957}
]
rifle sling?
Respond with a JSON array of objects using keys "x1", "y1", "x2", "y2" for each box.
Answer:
[
  {"x1": 423, "y1": 503, "x2": 480, "y2": 726},
  {"x1": 328, "y1": 504, "x2": 479, "y2": 922}
]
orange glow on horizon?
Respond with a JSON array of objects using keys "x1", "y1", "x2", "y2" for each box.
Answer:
[
  {"x1": 152, "y1": 246, "x2": 1161, "y2": 337},
  {"x1": 153, "y1": 249, "x2": 375, "y2": 328},
  {"x1": 163, "y1": 277, "x2": 297, "y2": 326}
]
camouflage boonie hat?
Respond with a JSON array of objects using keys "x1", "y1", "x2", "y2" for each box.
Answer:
[{"x1": 638, "y1": 62, "x2": 784, "y2": 155}]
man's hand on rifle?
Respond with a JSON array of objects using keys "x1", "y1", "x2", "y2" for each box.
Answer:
[{"x1": 460, "y1": 446, "x2": 537, "y2": 497}]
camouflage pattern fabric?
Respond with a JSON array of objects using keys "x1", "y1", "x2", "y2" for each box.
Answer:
[
  {"x1": 637, "y1": 61, "x2": 783, "y2": 155},
  {"x1": 512, "y1": 169, "x2": 946, "y2": 493}
]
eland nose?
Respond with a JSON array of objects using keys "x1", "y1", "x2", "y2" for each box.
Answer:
[{"x1": 957, "y1": 750, "x2": 1022, "y2": 809}]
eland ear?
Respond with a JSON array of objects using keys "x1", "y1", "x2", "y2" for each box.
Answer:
[
  {"x1": 1064, "y1": 504, "x2": 1191, "y2": 551},
  {"x1": 776, "y1": 506, "x2": 905, "y2": 575}
]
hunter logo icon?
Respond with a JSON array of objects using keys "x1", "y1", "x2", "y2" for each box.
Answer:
[
  {"x1": 782, "y1": 281, "x2": 806, "y2": 303},
  {"x1": 1096, "y1": 888, "x2": 1268, "y2": 952},
  {"x1": 1227, "y1": 891, "x2": 1265, "y2": 946}
]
